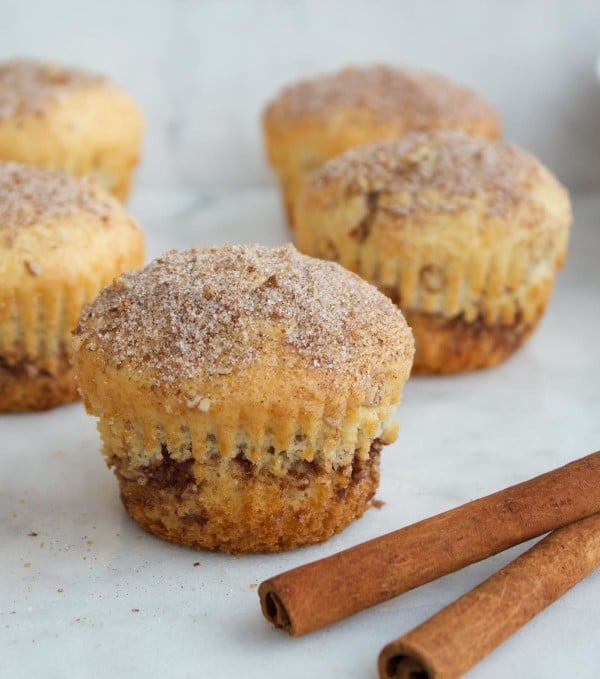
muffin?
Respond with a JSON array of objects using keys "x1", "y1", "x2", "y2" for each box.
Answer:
[
  {"x1": 263, "y1": 65, "x2": 501, "y2": 225},
  {"x1": 0, "y1": 162, "x2": 145, "y2": 412},
  {"x1": 294, "y1": 131, "x2": 572, "y2": 374},
  {"x1": 0, "y1": 59, "x2": 143, "y2": 200},
  {"x1": 72, "y1": 244, "x2": 414, "y2": 554}
]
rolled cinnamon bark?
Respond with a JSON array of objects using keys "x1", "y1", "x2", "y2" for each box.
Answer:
[
  {"x1": 378, "y1": 512, "x2": 600, "y2": 679},
  {"x1": 259, "y1": 451, "x2": 600, "y2": 636}
]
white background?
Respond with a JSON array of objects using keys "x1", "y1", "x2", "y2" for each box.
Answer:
[
  {"x1": 3, "y1": 192, "x2": 600, "y2": 679},
  {"x1": 1, "y1": 3, "x2": 600, "y2": 678},
  {"x1": 0, "y1": 0, "x2": 599, "y2": 191}
]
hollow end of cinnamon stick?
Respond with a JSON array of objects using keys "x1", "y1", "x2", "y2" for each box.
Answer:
[
  {"x1": 258, "y1": 451, "x2": 600, "y2": 637},
  {"x1": 379, "y1": 648, "x2": 432, "y2": 679},
  {"x1": 258, "y1": 582, "x2": 292, "y2": 633},
  {"x1": 378, "y1": 512, "x2": 600, "y2": 679}
]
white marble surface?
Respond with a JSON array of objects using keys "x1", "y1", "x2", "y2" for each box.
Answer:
[
  {"x1": 2, "y1": 189, "x2": 600, "y2": 679},
  {"x1": 0, "y1": 0, "x2": 599, "y2": 191}
]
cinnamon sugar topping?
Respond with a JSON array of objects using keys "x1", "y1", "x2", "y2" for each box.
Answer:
[
  {"x1": 267, "y1": 66, "x2": 496, "y2": 126},
  {"x1": 0, "y1": 162, "x2": 113, "y2": 231},
  {"x1": 0, "y1": 59, "x2": 104, "y2": 120},
  {"x1": 314, "y1": 131, "x2": 550, "y2": 218},
  {"x1": 75, "y1": 244, "x2": 413, "y2": 386}
]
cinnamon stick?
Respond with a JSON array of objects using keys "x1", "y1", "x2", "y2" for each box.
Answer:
[
  {"x1": 259, "y1": 451, "x2": 600, "y2": 636},
  {"x1": 378, "y1": 512, "x2": 600, "y2": 679}
]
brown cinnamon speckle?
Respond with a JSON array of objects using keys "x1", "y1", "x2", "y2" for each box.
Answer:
[
  {"x1": 266, "y1": 65, "x2": 497, "y2": 128},
  {"x1": 313, "y1": 131, "x2": 550, "y2": 219},
  {"x1": 0, "y1": 59, "x2": 104, "y2": 120},
  {"x1": 74, "y1": 244, "x2": 413, "y2": 390},
  {"x1": 0, "y1": 162, "x2": 113, "y2": 231}
]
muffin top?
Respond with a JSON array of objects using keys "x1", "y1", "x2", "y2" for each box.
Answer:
[
  {"x1": 0, "y1": 59, "x2": 104, "y2": 120},
  {"x1": 307, "y1": 131, "x2": 570, "y2": 222},
  {"x1": 0, "y1": 162, "x2": 113, "y2": 232},
  {"x1": 264, "y1": 65, "x2": 499, "y2": 135},
  {"x1": 74, "y1": 244, "x2": 414, "y2": 394},
  {"x1": 0, "y1": 162, "x2": 142, "y2": 281}
]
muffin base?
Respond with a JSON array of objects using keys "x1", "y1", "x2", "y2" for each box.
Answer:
[
  {"x1": 404, "y1": 308, "x2": 544, "y2": 375},
  {"x1": 0, "y1": 353, "x2": 78, "y2": 412},
  {"x1": 117, "y1": 440, "x2": 382, "y2": 554}
]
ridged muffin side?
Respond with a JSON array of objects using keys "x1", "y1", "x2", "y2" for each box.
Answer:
[
  {"x1": 0, "y1": 162, "x2": 145, "y2": 411},
  {"x1": 72, "y1": 244, "x2": 414, "y2": 553},
  {"x1": 294, "y1": 132, "x2": 572, "y2": 373}
]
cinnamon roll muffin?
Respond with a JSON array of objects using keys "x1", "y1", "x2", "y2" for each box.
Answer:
[
  {"x1": 0, "y1": 59, "x2": 143, "y2": 200},
  {"x1": 72, "y1": 244, "x2": 414, "y2": 553},
  {"x1": 0, "y1": 162, "x2": 144, "y2": 411},
  {"x1": 294, "y1": 131, "x2": 572, "y2": 374},
  {"x1": 263, "y1": 65, "x2": 500, "y2": 225}
]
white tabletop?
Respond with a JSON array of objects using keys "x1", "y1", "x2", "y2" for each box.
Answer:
[{"x1": 2, "y1": 189, "x2": 599, "y2": 678}]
